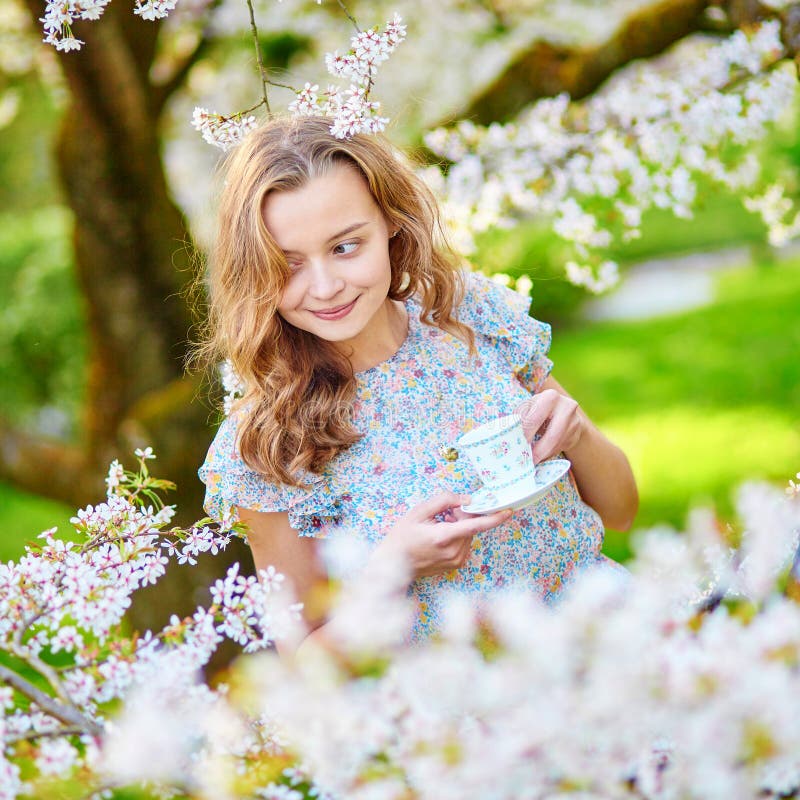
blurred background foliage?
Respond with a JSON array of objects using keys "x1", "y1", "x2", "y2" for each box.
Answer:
[{"x1": 0, "y1": 0, "x2": 798, "y2": 569}]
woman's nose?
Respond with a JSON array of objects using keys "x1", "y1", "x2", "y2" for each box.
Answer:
[{"x1": 306, "y1": 259, "x2": 345, "y2": 299}]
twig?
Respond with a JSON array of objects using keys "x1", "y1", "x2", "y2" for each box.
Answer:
[
  {"x1": 5, "y1": 726, "x2": 88, "y2": 745},
  {"x1": 267, "y1": 79, "x2": 297, "y2": 92},
  {"x1": 791, "y1": 537, "x2": 800, "y2": 582},
  {"x1": 336, "y1": 0, "x2": 360, "y2": 32},
  {"x1": 693, "y1": 586, "x2": 726, "y2": 615},
  {"x1": 246, "y1": 0, "x2": 270, "y2": 115},
  {"x1": 0, "y1": 664, "x2": 101, "y2": 738},
  {"x1": 8, "y1": 647, "x2": 67, "y2": 703}
]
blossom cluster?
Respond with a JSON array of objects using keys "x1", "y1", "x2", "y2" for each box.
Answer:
[
  {"x1": 39, "y1": 0, "x2": 181, "y2": 50},
  {"x1": 424, "y1": 20, "x2": 798, "y2": 291},
  {"x1": 3, "y1": 450, "x2": 800, "y2": 799},
  {"x1": 0, "y1": 450, "x2": 301, "y2": 798},
  {"x1": 191, "y1": 12, "x2": 405, "y2": 150},
  {"x1": 220, "y1": 357, "x2": 247, "y2": 415},
  {"x1": 102, "y1": 472, "x2": 800, "y2": 800},
  {"x1": 289, "y1": 83, "x2": 389, "y2": 139},
  {"x1": 40, "y1": 0, "x2": 111, "y2": 51},
  {"x1": 133, "y1": 0, "x2": 178, "y2": 21},
  {"x1": 744, "y1": 183, "x2": 800, "y2": 248},
  {"x1": 191, "y1": 107, "x2": 259, "y2": 153},
  {"x1": 324, "y1": 13, "x2": 406, "y2": 89},
  {"x1": 287, "y1": 13, "x2": 406, "y2": 139}
]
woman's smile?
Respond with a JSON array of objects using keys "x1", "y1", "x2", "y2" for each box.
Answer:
[{"x1": 308, "y1": 296, "x2": 360, "y2": 320}]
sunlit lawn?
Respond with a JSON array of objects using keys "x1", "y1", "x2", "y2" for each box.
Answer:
[
  {"x1": 552, "y1": 257, "x2": 800, "y2": 561},
  {"x1": 0, "y1": 482, "x2": 74, "y2": 562}
]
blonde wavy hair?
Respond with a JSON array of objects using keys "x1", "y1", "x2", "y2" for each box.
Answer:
[{"x1": 199, "y1": 115, "x2": 474, "y2": 487}]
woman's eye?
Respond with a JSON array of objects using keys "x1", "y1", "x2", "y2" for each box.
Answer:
[{"x1": 334, "y1": 241, "x2": 359, "y2": 256}]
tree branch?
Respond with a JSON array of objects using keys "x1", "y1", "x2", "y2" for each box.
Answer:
[
  {"x1": 8, "y1": 644, "x2": 78, "y2": 709},
  {"x1": 5, "y1": 726, "x2": 88, "y2": 745},
  {"x1": 152, "y1": 0, "x2": 226, "y2": 113},
  {"x1": 152, "y1": 36, "x2": 213, "y2": 114},
  {"x1": 0, "y1": 664, "x2": 102, "y2": 738},
  {"x1": 461, "y1": 0, "x2": 712, "y2": 124}
]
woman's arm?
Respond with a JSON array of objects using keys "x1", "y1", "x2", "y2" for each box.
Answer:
[
  {"x1": 236, "y1": 507, "x2": 331, "y2": 658},
  {"x1": 238, "y1": 494, "x2": 512, "y2": 659},
  {"x1": 519, "y1": 375, "x2": 639, "y2": 531}
]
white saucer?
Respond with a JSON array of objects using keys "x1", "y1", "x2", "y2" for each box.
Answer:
[{"x1": 460, "y1": 458, "x2": 572, "y2": 515}]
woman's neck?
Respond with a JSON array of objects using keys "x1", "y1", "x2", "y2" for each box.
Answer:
[{"x1": 339, "y1": 298, "x2": 409, "y2": 373}]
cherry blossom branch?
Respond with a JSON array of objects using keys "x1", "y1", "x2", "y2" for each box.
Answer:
[
  {"x1": 5, "y1": 726, "x2": 88, "y2": 745},
  {"x1": 336, "y1": 0, "x2": 360, "y2": 32},
  {"x1": 192, "y1": 9, "x2": 405, "y2": 148},
  {"x1": 246, "y1": 0, "x2": 271, "y2": 115},
  {"x1": 0, "y1": 664, "x2": 101, "y2": 737},
  {"x1": 6, "y1": 643, "x2": 79, "y2": 708},
  {"x1": 549, "y1": 54, "x2": 788, "y2": 171},
  {"x1": 426, "y1": 20, "x2": 797, "y2": 291}
]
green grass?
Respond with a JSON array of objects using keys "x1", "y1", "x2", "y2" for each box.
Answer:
[
  {"x1": 0, "y1": 205, "x2": 85, "y2": 433},
  {"x1": 550, "y1": 257, "x2": 800, "y2": 561},
  {"x1": 473, "y1": 184, "x2": 770, "y2": 324},
  {"x1": 0, "y1": 481, "x2": 75, "y2": 563}
]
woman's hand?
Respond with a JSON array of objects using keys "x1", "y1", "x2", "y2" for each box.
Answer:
[
  {"x1": 519, "y1": 375, "x2": 639, "y2": 531},
  {"x1": 374, "y1": 491, "x2": 513, "y2": 580},
  {"x1": 518, "y1": 387, "x2": 586, "y2": 463}
]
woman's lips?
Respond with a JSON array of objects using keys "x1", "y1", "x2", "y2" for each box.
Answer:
[{"x1": 309, "y1": 297, "x2": 358, "y2": 321}]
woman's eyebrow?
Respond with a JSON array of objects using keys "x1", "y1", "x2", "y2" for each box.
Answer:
[
  {"x1": 325, "y1": 221, "x2": 369, "y2": 244},
  {"x1": 280, "y1": 221, "x2": 370, "y2": 255}
]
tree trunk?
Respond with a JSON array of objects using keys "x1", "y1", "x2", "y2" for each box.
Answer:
[{"x1": 14, "y1": 2, "x2": 251, "y2": 635}]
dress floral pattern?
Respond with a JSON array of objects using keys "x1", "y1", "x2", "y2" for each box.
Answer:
[{"x1": 199, "y1": 271, "x2": 607, "y2": 639}]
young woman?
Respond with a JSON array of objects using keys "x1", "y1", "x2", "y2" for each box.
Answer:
[{"x1": 198, "y1": 115, "x2": 638, "y2": 649}]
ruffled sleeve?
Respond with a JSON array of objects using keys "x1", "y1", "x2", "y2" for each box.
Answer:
[
  {"x1": 198, "y1": 414, "x2": 341, "y2": 537},
  {"x1": 458, "y1": 270, "x2": 553, "y2": 393}
]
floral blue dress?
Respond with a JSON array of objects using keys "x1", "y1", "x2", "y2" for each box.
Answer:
[{"x1": 199, "y1": 271, "x2": 607, "y2": 639}]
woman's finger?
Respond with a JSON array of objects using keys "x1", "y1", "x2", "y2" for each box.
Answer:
[
  {"x1": 410, "y1": 490, "x2": 469, "y2": 522},
  {"x1": 518, "y1": 391, "x2": 557, "y2": 441},
  {"x1": 533, "y1": 399, "x2": 578, "y2": 461},
  {"x1": 443, "y1": 508, "x2": 514, "y2": 536}
]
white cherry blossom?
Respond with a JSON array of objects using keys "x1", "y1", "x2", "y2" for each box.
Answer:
[
  {"x1": 425, "y1": 20, "x2": 797, "y2": 289},
  {"x1": 191, "y1": 107, "x2": 258, "y2": 151}
]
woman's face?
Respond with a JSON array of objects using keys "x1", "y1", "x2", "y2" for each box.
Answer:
[{"x1": 263, "y1": 163, "x2": 396, "y2": 355}]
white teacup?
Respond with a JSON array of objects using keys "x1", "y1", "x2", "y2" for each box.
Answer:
[{"x1": 457, "y1": 414, "x2": 537, "y2": 493}]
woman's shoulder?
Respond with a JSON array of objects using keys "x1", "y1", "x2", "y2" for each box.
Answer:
[
  {"x1": 456, "y1": 270, "x2": 532, "y2": 331},
  {"x1": 455, "y1": 269, "x2": 554, "y2": 390},
  {"x1": 198, "y1": 411, "x2": 336, "y2": 532}
]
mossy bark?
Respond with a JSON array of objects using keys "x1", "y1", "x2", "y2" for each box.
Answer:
[
  {"x1": 458, "y1": 0, "x2": 772, "y2": 124},
  {"x1": 12, "y1": 2, "x2": 251, "y2": 637}
]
